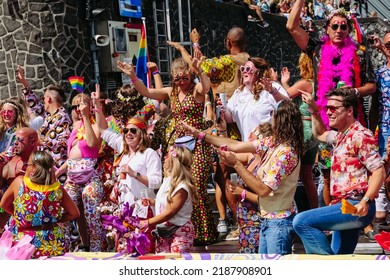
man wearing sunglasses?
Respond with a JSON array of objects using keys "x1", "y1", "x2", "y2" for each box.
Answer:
[
  {"x1": 294, "y1": 87, "x2": 385, "y2": 255},
  {"x1": 287, "y1": 2, "x2": 376, "y2": 221},
  {"x1": 0, "y1": 127, "x2": 38, "y2": 231}
]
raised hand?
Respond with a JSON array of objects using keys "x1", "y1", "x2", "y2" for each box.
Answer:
[
  {"x1": 190, "y1": 28, "x2": 200, "y2": 44},
  {"x1": 281, "y1": 67, "x2": 290, "y2": 85},
  {"x1": 16, "y1": 65, "x2": 28, "y2": 88},
  {"x1": 91, "y1": 84, "x2": 101, "y2": 109},
  {"x1": 147, "y1": 62, "x2": 158, "y2": 73},
  {"x1": 117, "y1": 61, "x2": 136, "y2": 78}
]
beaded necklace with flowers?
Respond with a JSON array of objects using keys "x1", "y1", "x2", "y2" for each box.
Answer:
[{"x1": 75, "y1": 115, "x2": 96, "y2": 140}]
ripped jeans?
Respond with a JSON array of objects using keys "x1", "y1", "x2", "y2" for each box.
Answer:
[{"x1": 64, "y1": 158, "x2": 103, "y2": 252}]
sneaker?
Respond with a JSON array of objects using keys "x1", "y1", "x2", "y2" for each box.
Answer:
[
  {"x1": 225, "y1": 227, "x2": 239, "y2": 241},
  {"x1": 248, "y1": 15, "x2": 261, "y2": 23},
  {"x1": 257, "y1": 20, "x2": 269, "y2": 28},
  {"x1": 365, "y1": 230, "x2": 377, "y2": 243},
  {"x1": 217, "y1": 219, "x2": 228, "y2": 233}
]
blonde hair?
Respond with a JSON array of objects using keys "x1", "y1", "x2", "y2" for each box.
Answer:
[
  {"x1": 29, "y1": 151, "x2": 55, "y2": 186},
  {"x1": 0, "y1": 99, "x2": 29, "y2": 140},
  {"x1": 299, "y1": 53, "x2": 314, "y2": 80},
  {"x1": 164, "y1": 146, "x2": 197, "y2": 204},
  {"x1": 122, "y1": 126, "x2": 149, "y2": 154},
  {"x1": 170, "y1": 58, "x2": 195, "y2": 109}
]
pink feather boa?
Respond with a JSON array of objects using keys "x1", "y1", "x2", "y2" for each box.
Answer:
[{"x1": 316, "y1": 36, "x2": 357, "y2": 128}]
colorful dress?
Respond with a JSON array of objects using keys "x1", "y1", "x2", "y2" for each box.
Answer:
[
  {"x1": 171, "y1": 89, "x2": 217, "y2": 244},
  {"x1": 9, "y1": 177, "x2": 66, "y2": 258},
  {"x1": 237, "y1": 157, "x2": 261, "y2": 254}
]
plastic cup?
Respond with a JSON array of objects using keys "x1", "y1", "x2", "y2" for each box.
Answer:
[{"x1": 220, "y1": 93, "x2": 227, "y2": 107}]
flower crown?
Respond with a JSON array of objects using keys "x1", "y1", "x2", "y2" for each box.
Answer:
[
  {"x1": 326, "y1": 8, "x2": 353, "y2": 22},
  {"x1": 172, "y1": 69, "x2": 190, "y2": 78},
  {"x1": 117, "y1": 85, "x2": 141, "y2": 102},
  {"x1": 2, "y1": 102, "x2": 18, "y2": 110}
]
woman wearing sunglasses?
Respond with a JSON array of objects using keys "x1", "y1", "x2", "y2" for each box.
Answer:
[
  {"x1": 60, "y1": 93, "x2": 104, "y2": 252},
  {"x1": 117, "y1": 57, "x2": 218, "y2": 245},
  {"x1": 0, "y1": 99, "x2": 29, "y2": 156},
  {"x1": 93, "y1": 92, "x2": 162, "y2": 210},
  {"x1": 224, "y1": 57, "x2": 288, "y2": 142}
]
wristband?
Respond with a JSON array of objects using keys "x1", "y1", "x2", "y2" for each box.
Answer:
[
  {"x1": 354, "y1": 88, "x2": 360, "y2": 97},
  {"x1": 198, "y1": 132, "x2": 206, "y2": 142},
  {"x1": 193, "y1": 43, "x2": 200, "y2": 48},
  {"x1": 241, "y1": 189, "x2": 247, "y2": 202},
  {"x1": 152, "y1": 70, "x2": 160, "y2": 75},
  {"x1": 131, "y1": 77, "x2": 139, "y2": 84}
]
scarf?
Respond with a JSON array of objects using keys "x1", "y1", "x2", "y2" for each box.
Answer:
[{"x1": 316, "y1": 36, "x2": 361, "y2": 128}]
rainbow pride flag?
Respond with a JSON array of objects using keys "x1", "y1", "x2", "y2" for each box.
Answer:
[
  {"x1": 135, "y1": 20, "x2": 150, "y2": 88},
  {"x1": 68, "y1": 76, "x2": 84, "y2": 93},
  {"x1": 351, "y1": 15, "x2": 363, "y2": 44}
]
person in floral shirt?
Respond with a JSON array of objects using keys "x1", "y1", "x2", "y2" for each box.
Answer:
[
  {"x1": 294, "y1": 88, "x2": 386, "y2": 255},
  {"x1": 183, "y1": 100, "x2": 305, "y2": 255}
]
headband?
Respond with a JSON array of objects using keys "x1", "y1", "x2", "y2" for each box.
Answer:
[
  {"x1": 126, "y1": 117, "x2": 147, "y2": 130},
  {"x1": 2, "y1": 102, "x2": 18, "y2": 110}
]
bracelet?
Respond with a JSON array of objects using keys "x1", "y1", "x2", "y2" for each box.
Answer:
[
  {"x1": 241, "y1": 189, "x2": 246, "y2": 202},
  {"x1": 193, "y1": 43, "x2": 200, "y2": 48},
  {"x1": 198, "y1": 132, "x2": 206, "y2": 142},
  {"x1": 152, "y1": 70, "x2": 160, "y2": 75},
  {"x1": 131, "y1": 77, "x2": 139, "y2": 84},
  {"x1": 270, "y1": 87, "x2": 279, "y2": 95},
  {"x1": 354, "y1": 88, "x2": 360, "y2": 97}
]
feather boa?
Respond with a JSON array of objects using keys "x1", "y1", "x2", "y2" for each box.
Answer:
[{"x1": 316, "y1": 36, "x2": 360, "y2": 128}]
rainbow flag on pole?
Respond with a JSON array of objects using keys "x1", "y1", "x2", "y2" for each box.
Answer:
[
  {"x1": 68, "y1": 76, "x2": 84, "y2": 93},
  {"x1": 136, "y1": 18, "x2": 150, "y2": 88}
]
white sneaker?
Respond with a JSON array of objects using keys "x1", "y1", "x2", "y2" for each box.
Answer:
[
  {"x1": 217, "y1": 219, "x2": 228, "y2": 233},
  {"x1": 225, "y1": 227, "x2": 240, "y2": 241}
]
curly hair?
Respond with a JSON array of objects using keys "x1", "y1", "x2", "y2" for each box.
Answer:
[
  {"x1": 0, "y1": 99, "x2": 29, "y2": 140},
  {"x1": 298, "y1": 53, "x2": 314, "y2": 80},
  {"x1": 272, "y1": 100, "x2": 304, "y2": 156},
  {"x1": 164, "y1": 146, "x2": 197, "y2": 204},
  {"x1": 238, "y1": 57, "x2": 271, "y2": 101},
  {"x1": 112, "y1": 84, "x2": 145, "y2": 125}
]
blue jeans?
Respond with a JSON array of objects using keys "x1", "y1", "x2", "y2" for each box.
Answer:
[
  {"x1": 293, "y1": 200, "x2": 376, "y2": 254},
  {"x1": 378, "y1": 130, "x2": 390, "y2": 158},
  {"x1": 259, "y1": 214, "x2": 295, "y2": 255}
]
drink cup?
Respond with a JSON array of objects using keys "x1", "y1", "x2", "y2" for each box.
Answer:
[
  {"x1": 230, "y1": 173, "x2": 238, "y2": 184},
  {"x1": 220, "y1": 93, "x2": 227, "y2": 108},
  {"x1": 337, "y1": 81, "x2": 346, "y2": 89}
]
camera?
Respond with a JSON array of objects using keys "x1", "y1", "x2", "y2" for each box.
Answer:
[{"x1": 367, "y1": 36, "x2": 375, "y2": 45}]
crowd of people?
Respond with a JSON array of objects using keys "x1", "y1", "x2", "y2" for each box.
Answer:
[{"x1": 0, "y1": 3, "x2": 389, "y2": 258}]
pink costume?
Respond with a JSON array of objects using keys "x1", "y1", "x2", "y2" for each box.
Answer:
[{"x1": 64, "y1": 126, "x2": 103, "y2": 252}]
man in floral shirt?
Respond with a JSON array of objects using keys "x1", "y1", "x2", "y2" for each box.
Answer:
[{"x1": 293, "y1": 87, "x2": 385, "y2": 255}]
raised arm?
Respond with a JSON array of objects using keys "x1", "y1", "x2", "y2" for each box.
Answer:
[
  {"x1": 117, "y1": 61, "x2": 171, "y2": 101},
  {"x1": 286, "y1": 0, "x2": 310, "y2": 51}
]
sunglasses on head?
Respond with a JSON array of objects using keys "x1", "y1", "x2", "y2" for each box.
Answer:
[
  {"x1": 240, "y1": 65, "x2": 257, "y2": 74},
  {"x1": 122, "y1": 127, "x2": 139, "y2": 135},
  {"x1": 71, "y1": 104, "x2": 80, "y2": 111},
  {"x1": 325, "y1": 105, "x2": 344, "y2": 113},
  {"x1": 330, "y1": 23, "x2": 348, "y2": 31},
  {"x1": 174, "y1": 76, "x2": 189, "y2": 83}
]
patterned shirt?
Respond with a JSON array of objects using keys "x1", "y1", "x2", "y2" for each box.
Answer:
[
  {"x1": 253, "y1": 137, "x2": 299, "y2": 219},
  {"x1": 23, "y1": 88, "x2": 72, "y2": 184},
  {"x1": 376, "y1": 65, "x2": 390, "y2": 133},
  {"x1": 327, "y1": 121, "x2": 383, "y2": 204}
]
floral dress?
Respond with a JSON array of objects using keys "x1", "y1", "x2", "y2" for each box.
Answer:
[
  {"x1": 171, "y1": 89, "x2": 217, "y2": 244},
  {"x1": 9, "y1": 177, "x2": 66, "y2": 258}
]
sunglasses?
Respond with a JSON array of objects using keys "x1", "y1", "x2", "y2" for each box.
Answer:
[
  {"x1": 240, "y1": 65, "x2": 257, "y2": 74},
  {"x1": 71, "y1": 105, "x2": 80, "y2": 111},
  {"x1": 174, "y1": 76, "x2": 189, "y2": 83},
  {"x1": 330, "y1": 23, "x2": 348, "y2": 31},
  {"x1": 1, "y1": 110, "x2": 14, "y2": 116},
  {"x1": 122, "y1": 127, "x2": 139, "y2": 135},
  {"x1": 325, "y1": 105, "x2": 344, "y2": 113},
  {"x1": 384, "y1": 42, "x2": 390, "y2": 49}
]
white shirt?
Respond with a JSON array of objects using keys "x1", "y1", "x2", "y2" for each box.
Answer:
[
  {"x1": 227, "y1": 87, "x2": 278, "y2": 141},
  {"x1": 155, "y1": 177, "x2": 193, "y2": 226}
]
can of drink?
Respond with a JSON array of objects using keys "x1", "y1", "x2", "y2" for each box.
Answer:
[
  {"x1": 220, "y1": 93, "x2": 227, "y2": 108},
  {"x1": 337, "y1": 81, "x2": 346, "y2": 89}
]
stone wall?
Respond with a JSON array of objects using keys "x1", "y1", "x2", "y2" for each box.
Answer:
[{"x1": 0, "y1": 0, "x2": 91, "y2": 99}]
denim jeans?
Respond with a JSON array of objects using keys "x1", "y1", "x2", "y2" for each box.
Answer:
[
  {"x1": 293, "y1": 199, "x2": 376, "y2": 254},
  {"x1": 259, "y1": 214, "x2": 295, "y2": 255},
  {"x1": 378, "y1": 130, "x2": 390, "y2": 158}
]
